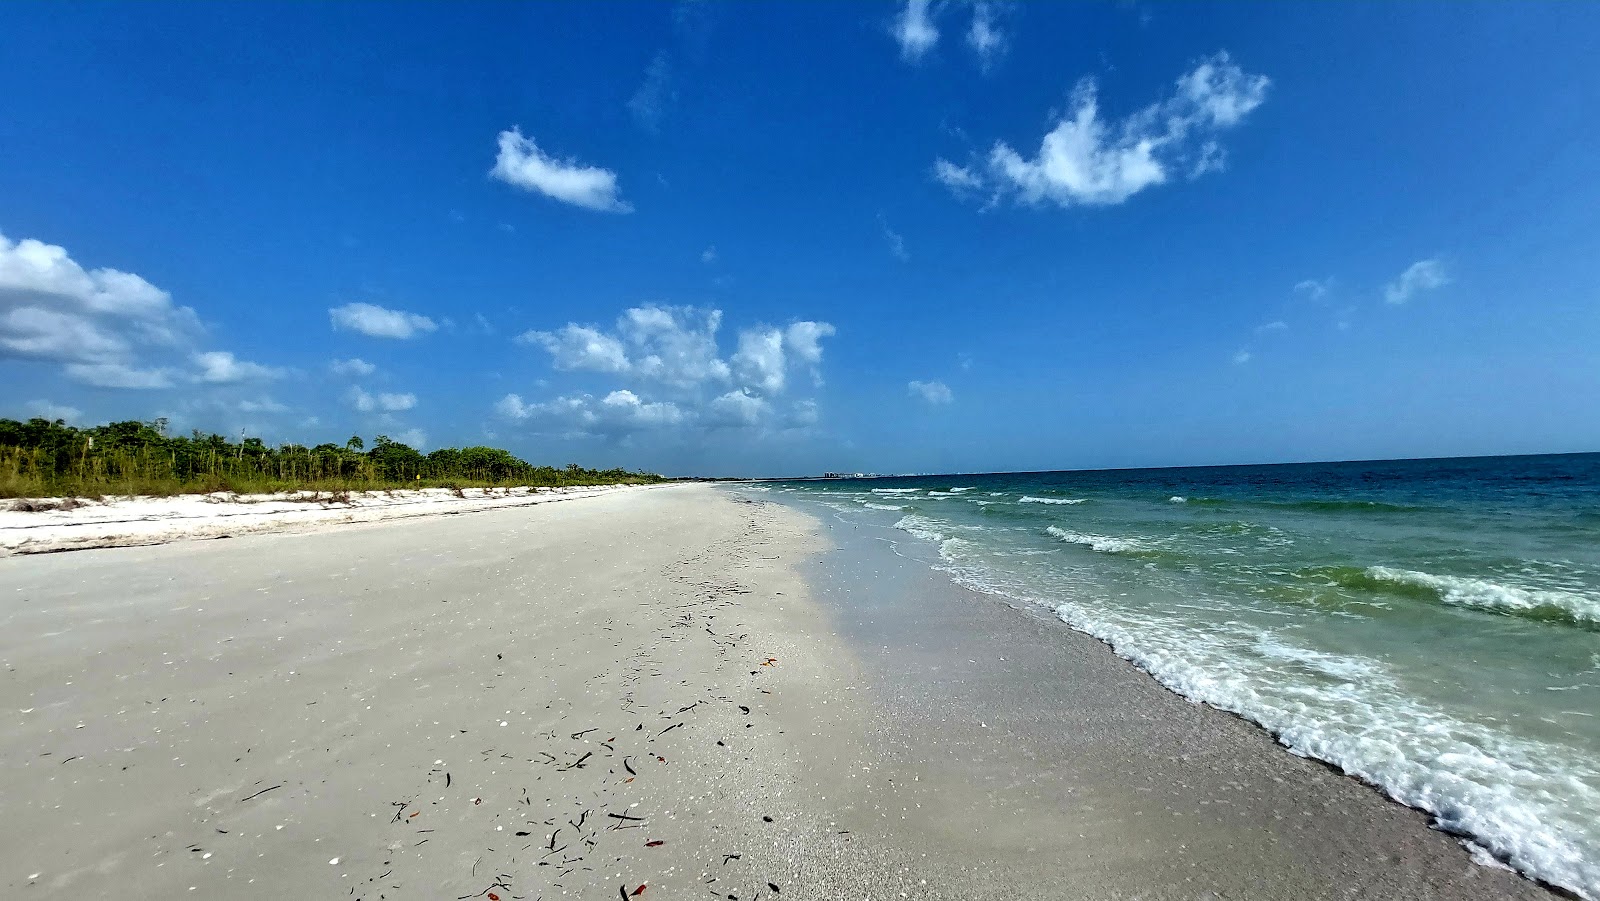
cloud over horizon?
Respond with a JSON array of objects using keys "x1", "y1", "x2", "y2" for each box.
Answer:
[{"x1": 502, "y1": 304, "x2": 834, "y2": 439}]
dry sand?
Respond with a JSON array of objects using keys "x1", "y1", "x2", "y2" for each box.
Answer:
[
  {"x1": 0, "y1": 484, "x2": 647, "y2": 557},
  {"x1": 0, "y1": 484, "x2": 1562, "y2": 899}
]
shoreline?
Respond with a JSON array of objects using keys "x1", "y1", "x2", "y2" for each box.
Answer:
[
  {"x1": 766, "y1": 487, "x2": 1567, "y2": 900},
  {"x1": 0, "y1": 484, "x2": 1572, "y2": 899}
]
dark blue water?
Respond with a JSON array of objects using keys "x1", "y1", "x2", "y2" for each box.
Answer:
[{"x1": 755, "y1": 453, "x2": 1600, "y2": 898}]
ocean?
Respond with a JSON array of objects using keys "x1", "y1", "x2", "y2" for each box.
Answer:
[{"x1": 751, "y1": 453, "x2": 1600, "y2": 899}]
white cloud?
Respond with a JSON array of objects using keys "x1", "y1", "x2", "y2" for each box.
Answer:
[
  {"x1": 64, "y1": 362, "x2": 177, "y2": 389},
  {"x1": 1294, "y1": 278, "x2": 1331, "y2": 300},
  {"x1": 1254, "y1": 320, "x2": 1288, "y2": 335},
  {"x1": 348, "y1": 386, "x2": 418, "y2": 413},
  {"x1": 237, "y1": 397, "x2": 289, "y2": 414},
  {"x1": 518, "y1": 324, "x2": 631, "y2": 373},
  {"x1": 701, "y1": 246, "x2": 717, "y2": 264},
  {"x1": 944, "y1": 52, "x2": 1269, "y2": 208},
  {"x1": 879, "y1": 215, "x2": 909, "y2": 261},
  {"x1": 1384, "y1": 258, "x2": 1449, "y2": 304},
  {"x1": 628, "y1": 52, "x2": 674, "y2": 133},
  {"x1": 490, "y1": 127, "x2": 632, "y2": 213},
  {"x1": 0, "y1": 231, "x2": 203, "y2": 386},
  {"x1": 329, "y1": 302, "x2": 437, "y2": 339},
  {"x1": 619, "y1": 306, "x2": 732, "y2": 387},
  {"x1": 933, "y1": 158, "x2": 983, "y2": 192},
  {"x1": 968, "y1": 3, "x2": 1005, "y2": 68},
  {"x1": 391, "y1": 428, "x2": 428, "y2": 449},
  {"x1": 908, "y1": 379, "x2": 954, "y2": 404},
  {"x1": 707, "y1": 389, "x2": 770, "y2": 427},
  {"x1": 496, "y1": 390, "x2": 684, "y2": 436},
  {"x1": 731, "y1": 327, "x2": 787, "y2": 394},
  {"x1": 788, "y1": 399, "x2": 820, "y2": 428},
  {"x1": 330, "y1": 357, "x2": 377, "y2": 377},
  {"x1": 23, "y1": 400, "x2": 83, "y2": 423},
  {"x1": 193, "y1": 350, "x2": 285, "y2": 383},
  {"x1": 894, "y1": 0, "x2": 939, "y2": 61},
  {"x1": 784, "y1": 321, "x2": 835, "y2": 367},
  {"x1": 505, "y1": 306, "x2": 835, "y2": 439},
  {"x1": 1232, "y1": 350, "x2": 1252, "y2": 365}
]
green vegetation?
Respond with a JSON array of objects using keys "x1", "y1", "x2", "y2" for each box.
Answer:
[{"x1": 0, "y1": 417, "x2": 662, "y2": 499}]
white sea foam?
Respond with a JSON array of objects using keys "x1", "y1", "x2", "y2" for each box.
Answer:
[
  {"x1": 1019, "y1": 496, "x2": 1087, "y2": 505},
  {"x1": 926, "y1": 490, "x2": 961, "y2": 498},
  {"x1": 893, "y1": 514, "x2": 947, "y2": 543},
  {"x1": 988, "y1": 492, "x2": 1007, "y2": 497},
  {"x1": 1253, "y1": 633, "x2": 1382, "y2": 682},
  {"x1": 1169, "y1": 496, "x2": 1188, "y2": 503},
  {"x1": 1044, "y1": 526, "x2": 1148, "y2": 554},
  {"x1": 840, "y1": 481, "x2": 1600, "y2": 897},
  {"x1": 1366, "y1": 566, "x2": 1600, "y2": 626},
  {"x1": 949, "y1": 487, "x2": 977, "y2": 493},
  {"x1": 1053, "y1": 602, "x2": 1600, "y2": 897},
  {"x1": 872, "y1": 488, "x2": 924, "y2": 495},
  {"x1": 862, "y1": 502, "x2": 904, "y2": 511}
]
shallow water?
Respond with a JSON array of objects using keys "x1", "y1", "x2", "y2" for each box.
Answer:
[{"x1": 751, "y1": 453, "x2": 1600, "y2": 899}]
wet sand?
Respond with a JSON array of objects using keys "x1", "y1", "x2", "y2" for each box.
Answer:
[{"x1": 0, "y1": 485, "x2": 1560, "y2": 899}]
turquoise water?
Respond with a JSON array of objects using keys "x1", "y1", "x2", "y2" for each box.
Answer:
[{"x1": 755, "y1": 454, "x2": 1600, "y2": 899}]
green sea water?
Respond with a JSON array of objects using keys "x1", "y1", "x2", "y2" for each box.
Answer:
[{"x1": 756, "y1": 453, "x2": 1600, "y2": 899}]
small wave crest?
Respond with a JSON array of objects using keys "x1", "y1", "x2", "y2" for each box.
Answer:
[
  {"x1": 1362, "y1": 567, "x2": 1600, "y2": 628},
  {"x1": 871, "y1": 487, "x2": 923, "y2": 495},
  {"x1": 1020, "y1": 496, "x2": 1087, "y2": 505},
  {"x1": 893, "y1": 514, "x2": 946, "y2": 543},
  {"x1": 949, "y1": 487, "x2": 977, "y2": 493},
  {"x1": 1045, "y1": 526, "x2": 1150, "y2": 555},
  {"x1": 861, "y1": 502, "x2": 904, "y2": 511}
]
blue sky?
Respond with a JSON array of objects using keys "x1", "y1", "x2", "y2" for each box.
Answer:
[{"x1": 3, "y1": 2, "x2": 1598, "y2": 477}]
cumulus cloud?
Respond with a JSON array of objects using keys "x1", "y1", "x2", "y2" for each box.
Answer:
[
  {"x1": 490, "y1": 127, "x2": 632, "y2": 213},
  {"x1": 330, "y1": 357, "x2": 376, "y2": 377},
  {"x1": 701, "y1": 246, "x2": 717, "y2": 264},
  {"x1": 23, "y1": 400, "x2": 83, "y2": 423},
  {"x1": 193, "y1": 350, "x2": 285, "y2": 383},
  {"x1": 329, "y1": 302, "x2": 437, "y2": 339},
  {"x1": 908, "y1": 379, "x2": 954, "y2": 404},
  {"x1": 348, "y1": 386, "x2": 418, "y2": 413},
  {"x1": 731, "y1": 328, "x2": 787, "y2": 394},
  {"x1": 64, "y1": 362, "x2": 177, "y2": 389},
  {"x1": 236, "y1": 397, "x2": 289, "y2": 414},
  {"x1": 706, "y1": 389, "x2": 770, "y2": 427},
  {"x1": 933, "y1": 158, "x2": 983, "y2": 192},
  {"x1": 505, "y1": 305, "x2": 835, "y2": 438},
  {"x1": 894, "y1": 1, "x2": 1006, "y2": 67},
  {"x1": 518, "y1": 324, "x2": 631, "y2": 373},
  {"x1": 1254, "y1": 320, "x2": 1288, "y2": 335},
  {"x1": 0, "y1": 231, "x2": 203, "y2": 387},
  {"x1": 496, "y1": 390, "x2": 684, "y2": 436},
  {"x1": 940, "y1": 52, "x2": 1269, "y2": 208},
  {"x1": 893, "y1": 0, "x2": 939, "y2": 61},
  {"x1": 967, "y1": 3, "x2": 1005, "y2": 68},
  {"x1": 1384, "y1": 258, "x2": 1449, "y2": 304},
  {"x1": 1232, "y1": 350, "x2": 1252, "y2": 365},
  {"x1": 392, "y1": 428, "x2": 428, "y2": 449},
  {"x1": 1295, "y1": 278, "x2": 1331, "y2": 300}
]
